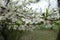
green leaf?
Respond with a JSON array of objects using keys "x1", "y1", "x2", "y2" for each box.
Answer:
[
  {"x1": 36, "y1": 0, "x2": 40, "y2": 2},
  {"x1": 16, "y1": 20, "x2": 22, "y2": 26},
  {"x1": 45, "y1": 8, "x2": 49, "y2": 17},
  {"x1": 55, "y1": 22, "x2": 60, "y2": 26}
]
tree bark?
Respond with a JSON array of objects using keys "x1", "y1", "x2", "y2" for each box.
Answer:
[
  {"x1": 58, "y1": 0, "x2": 60, "y2": 13},
  {"x1": 56, "y1": 0, "x2": 60, "y2": 40},
  {"x1": 56, "y1": 28, "x2": 60, "y2": 40}
]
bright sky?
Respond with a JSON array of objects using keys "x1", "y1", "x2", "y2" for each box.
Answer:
[
  {"x1": 26, "y1": 0, "x2": 58, "y2": 13},
  {"x1": 0, "y1": 0, "x2": 58, "y2": 13}
]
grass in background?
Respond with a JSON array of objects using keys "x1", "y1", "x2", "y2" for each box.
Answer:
[{"x1": 20, "y1": 29, "x2": 58, "y2": 40}]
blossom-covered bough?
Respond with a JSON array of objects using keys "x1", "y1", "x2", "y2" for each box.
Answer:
[{"x1": 0, "y1": 0, "x2": 60, "y2": 31}]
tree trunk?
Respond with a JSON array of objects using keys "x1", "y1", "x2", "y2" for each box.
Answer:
[
  {"x1": 56, "y1": 28, "x2": 60, "y2": 40},
  {"x1": 58, "y1": 0, "x2": 60, "y2": 13},
  {"x1": 56, "y1": 0, "x2": 60, "y2": 40}
]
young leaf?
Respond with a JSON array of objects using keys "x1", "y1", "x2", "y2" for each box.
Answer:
[
  {"x1": 16, "y1": 20, "x2": 22, "y2": 26},
  {"x1": 45, "y1": 8, "x2": 49, "y2": 17}
]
